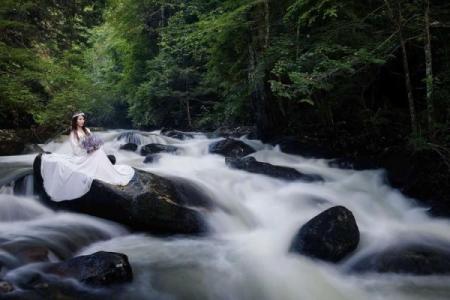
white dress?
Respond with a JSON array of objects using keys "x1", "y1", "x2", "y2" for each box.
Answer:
[{"x1": 40, "y1": 128, "x2": 135, "y2": 202}]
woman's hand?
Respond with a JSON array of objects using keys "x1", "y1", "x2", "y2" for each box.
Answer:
[{"x1": 87, "y1": 145, "x2": 100, "y2": 154}]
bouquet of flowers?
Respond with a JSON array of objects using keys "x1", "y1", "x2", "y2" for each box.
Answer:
[{"x1": 81, "y1": 134, "x2": 104, "y2": 153}]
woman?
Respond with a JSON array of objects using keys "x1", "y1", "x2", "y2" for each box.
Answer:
[{"x1": 40, "y1": 112, "x2": 135, "y2": 202}]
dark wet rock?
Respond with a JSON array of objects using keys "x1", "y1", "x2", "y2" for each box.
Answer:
[
  {"x1": 0, "y1": 129, "x2": 25, "y2": 155},
  {"x1": 0, "y1": 280, "x2": 14, "y2": 293},
  {"x1": 117, "y1": 131, "x2": 142, "y2": 145},
  {"x1": 167, "y1": 176, "x2": 214, "y2": 209},
  {"x1": 289, "y1": 206, "x2": 360, "y2": 262},
  {"x1": 44, "y1": 251, "x2": 132, "y2": 286},
  {"x1": 119, "y1": 143, "x2": 138, "y2": 152},
  {"x1": 34, "y1": 153, "x2": 210, "y2": 235},
  {"x1": 212, "y1": 126, "x2": 257, "y2": 139},
  {"x1": 226, "y1": 157, "x2": 323, "y2": 182},
  {"x1": 328, "y1": 156, "x2": 379, "y2": 170},
  {"x1": 0, "y1": 142, "x2": 25, "y2": 156},
  {"x1": 0, "y1": 168, "x2": 33, "y2": 193},
  {"x1": 6, "y1": 275, "x2": 108, "y2": 300},
  {"x1": 4, "y1": 252, "x2": 131, "y2": 299},
  {"x1": 143, "y1": 154, "x2": 159, "y2": 164},
  {"x1": 348, "y1": 243, "x2": 450, "y2": 275},
  {"x1": 161, "y1": 129, "x2": 193, "y2": 140},
  {"x1": 140, "y1": 143, "x2": 178, "y2": 156},
  {"x1": 107, "y1": 155, "x2": 116, "y2": 165},
  {"x1": 268, "y1": 136, "x2": 335, "y2": 159},
  {"x1": 0, "y1": 241, "x2": 49, "y2": 269},
  {"x1": 209, "y1": 138, "x2": 255, "y2": 158},
  {"x1": 376, "y1": 147, "x2": 450, "y2": 218}
]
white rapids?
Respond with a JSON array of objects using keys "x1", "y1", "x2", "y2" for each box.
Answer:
[{"x1": 0, "y1": 129, "x2": 450, "y2": 300}]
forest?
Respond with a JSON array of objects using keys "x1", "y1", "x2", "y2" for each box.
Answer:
[{"x1": 1, "y1": 1, "x2": 450, "y2": 212}]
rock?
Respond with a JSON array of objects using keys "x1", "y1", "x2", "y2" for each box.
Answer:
[
  {"x1": 269, "y1": 136, "x2": 334, "y2": 158},
  {"x1": 4, "y1": 252, "x2": 131, "y2": 299},
  {"x1": 34, "y1": 154, "x2": 210, "y2": 235},
  {"x1": 44, "y1": 251, "x2": 132, "y2": 286},
  {"x1": 377, "y1": 147, "x2": 450, "y2": 218},
  {"x1": 119, "y1": 143, "x2": 138, "y2": 152},
  {"x1": 328, "y1": 156, "x2": 378, "y2": 170},
  {"x1": 209, "y1": 138, "x2": 255, "y2": 158},
  {"x1": 0, "y1": 129, "x2": 25, "y2": 155},
  {"x1": 212, "y1": 126, "x2": 257, "y2": 139},
  {"x1": 117, "y1": 131, "x2": 142, "y2": 145},
  {"x1": 289, "y1": 206, "x2": 360, "y2": 262},
  {"x1": 168, "y1": 176, "x2": 214, "y2": 209},
  {"x1": 143, "y1": 154, "x2": 159, "y2": 164},
  {"x1": 226, "y1": 157, "x2": 323, "y2": 182},
  {"x1": 0, "y1": 241, "x2": 49, "y2": 269},
  {"x1": 107, "y1": 155, "x2": 116, "y2": 165},
  {"x1": 0, "y1": 280, "x2": 14, "y2": 293},
  {"x1": 0, "y1": 142, "x2": 25, "y2": 156},
  {"x1": 140, "y1": 143, "x2": 178, "y2": 156},
  {"x1": 161, "y1": 129, "x2": 193, "y2": 140},
  {"x1": 348, "y1": 243, "x2": 450, "y2": 275}
]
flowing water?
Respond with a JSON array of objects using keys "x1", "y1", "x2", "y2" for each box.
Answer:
[{"x1": 1, "y1": 129, "x2": 450, "y2": 299}]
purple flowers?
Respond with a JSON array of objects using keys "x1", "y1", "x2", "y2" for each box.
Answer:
[{"x1": 81, "y1": 134, "x2": 104, "y2": 154}]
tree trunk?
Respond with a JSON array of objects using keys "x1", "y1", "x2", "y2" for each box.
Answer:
[
  {"x1": 248, "y1": 43, "x2": 269, "y2": 138},
  {"x1": 264, "y1": 0, "x2": 270, "y2": 49},
  {"x1": 247, "y1": 3, "x2": 276, "y2": 140},
  {"x1": 185, "y1": 78, "x2": 192, "y2": 128},
  {"x1": 160, "y1": 5, "x2": 165, "y2": 27},
  {"x1": 296, "y1": 22, "x2": 300, "y2": 59},
  {"x1": 384, "y1": 0, "x2": 418, "y2": 135},
  {"x1": 398, "y1": 7, "x2": 417, "y2": 136},
  {"x1": 424, "y1": 0, "x2": 434, "y2": 129},
  {"x1": 186, "y1": 99, "x2": 192, "y2": 128}
]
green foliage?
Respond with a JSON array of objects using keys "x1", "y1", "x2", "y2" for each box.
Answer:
[
  {"x1": 0, "y1": 0, "x2": 106, "y2": 130},
  {"x1": 1, "y1": 0, "x2": 449, "y2": 149}
]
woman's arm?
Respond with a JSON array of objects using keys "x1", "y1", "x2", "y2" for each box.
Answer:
[{"x1": 70, "y1": 131, "x2": 85, "y2": 156}]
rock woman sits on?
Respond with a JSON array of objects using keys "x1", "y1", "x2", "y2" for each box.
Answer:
[{"x1": 40, "y1": 112, "x2": 135, "y2": 202}]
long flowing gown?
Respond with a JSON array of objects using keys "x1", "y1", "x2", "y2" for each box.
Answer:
[{"x1": 40, "y1": 128, "x2": 135, "y2": 202}]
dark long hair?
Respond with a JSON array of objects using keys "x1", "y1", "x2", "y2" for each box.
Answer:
[{"x1": 71, "y1": 114, "x2": 90, "y2": 141}]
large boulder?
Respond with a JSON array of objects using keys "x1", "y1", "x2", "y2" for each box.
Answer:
[
  {"x1": 2, "y1": 252, "x2": 132, "y2": 299},
  {"x1": 143, "y1": 154, "x2": 159, "y2": 164},
  {"x1": 43, "y1": 251, "x2": 132, "y2": 286},
  {"x1": 140, "y1": 143, "x2": 178, "y2": 156},
  {"x1": 33, "y1": 153, "x2": 211, "y2": 235},
  {"x1": 209, "y1": 138, "x2": 256, "y2": 158},
  {"x1": 119, "y1": 143, "x2": 138, "y2": 152},
  {"x1": 160, "y1": 129, "x2": 193, "y2": 140},
  {"x1": 348, "y1": 243, "x2": 450, "y2": 275},
  {"x1": 226, "y1": 157, "x2": 323, "y2": 182},
  {"x1": 289, "y1": 206, "x2": 360, "y2": 262}
]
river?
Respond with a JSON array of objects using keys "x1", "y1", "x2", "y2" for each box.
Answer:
[{"x1": 1, "y1": 129, "x2": 450, "y2": 299}]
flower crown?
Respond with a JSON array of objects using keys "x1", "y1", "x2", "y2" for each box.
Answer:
[{"x1": 72, "y1": 112, "x2": 85, "y2": 119}]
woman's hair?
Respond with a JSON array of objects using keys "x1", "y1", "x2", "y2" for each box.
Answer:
[{"x1": 71, "y1": 113, "x2": 90, "y2": 141}]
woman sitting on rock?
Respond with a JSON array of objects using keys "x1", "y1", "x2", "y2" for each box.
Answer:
[{"x1": 40, "y1": 112, "x2": 135, "y2": 202}]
